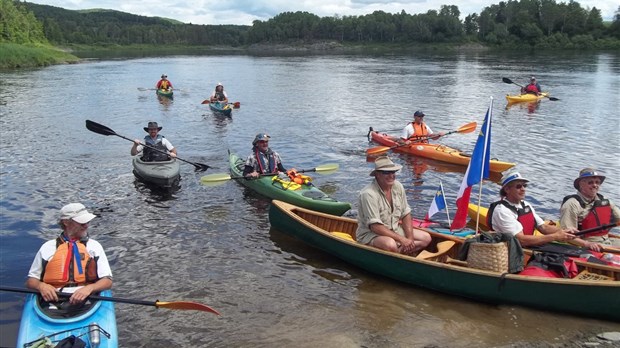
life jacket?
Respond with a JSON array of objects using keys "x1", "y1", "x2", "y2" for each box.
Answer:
[
  {"x1": 41, "y1": 235, "x2": 98, "y2": 288},
  {"x1": 214, "y1": 90, "x2": 226, "y2": 101},
  {"x1": 286, "y1": 169, "x2": 312, "y2": 185},
  {"x1": 254, "y1": 147, "x2": 277, "y2": 174},
  {"x1": 562, "y1": 194, "x2": 612, "y2": 237},
  {"x1": 519, "y1": 252, "x2": 578, "y2": 278},
  {"x1": 158, "y1": 80, "x2": 171, "y2": 90},
  {"x1": 408, "y1": 122, "x2": 429, "y2": 143},
  {"x1": 272, "y1": 176, "x2": 302, "y2": 190},
  {"x1": 487, "y1": 200, "x2": 536, "y2": 235},
  {"x1": 524, "y1": 83, "x2": 539, "y2": 94},
  {"x1": 142, "y1": 135, "x2": 170, "y2": 162}
]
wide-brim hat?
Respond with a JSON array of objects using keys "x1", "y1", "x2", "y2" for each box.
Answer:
[
  {"x1": 144, "y1": 121, "x2": 162, "y2": 132},
  {"x1": 370, "y1": 156, "x2": 402, "y2": 176},
  {"x1": 501, "y1": 171, "x2": 530, "y2": 188},
  {"x1": 573, "y1": 168, "x2": 606, "y2": 189},
  {"x1": 60, "y1": 203, "x2": 96, "y2": 224}
]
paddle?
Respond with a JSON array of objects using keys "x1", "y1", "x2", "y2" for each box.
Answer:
[
  {"x1": 85, "y1": 120, "x2": 211, "y2": 172},
  {"x1": 200, "y1": 163, "x2": 339, "y2": 184},
  {"x1": 0, "y1": 286, "x2": 220, "y2": 315},
  {"x1": 574, "y1": 221, "x2": 620, "y2": 237},
  {"x1": 501, "y1": 77, "x2": 560, "y2": 101},
  {"x1": 366, "y1": 121, "x2": 478, "y2": 156},
  {"x1": 201, "y1": 100, "x2": 241, "y2": 108}
]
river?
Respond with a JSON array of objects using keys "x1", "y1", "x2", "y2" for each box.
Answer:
[{"x1": 0, "y1": 51, "x2": 619, "y2": 347}]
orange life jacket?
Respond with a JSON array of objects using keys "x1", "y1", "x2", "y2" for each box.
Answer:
[
  {"x1": 409, "y1": 122, "x2": 429, "y2": 143},
  {"x1": 287, "y1": 169, "x2": 312, "y2": 185},
  {"x1": 41, "y1": 237, "x2": 99, "y2": 288}
]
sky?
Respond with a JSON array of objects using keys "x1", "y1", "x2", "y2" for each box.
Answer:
[{"x1": 29, "y1": 0, "x2": 618, "y2": 25}]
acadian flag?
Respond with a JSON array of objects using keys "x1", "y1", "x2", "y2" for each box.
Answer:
[
  {"x1": 425, "y1": 182, "x2": 447, "y2": 221},
  {"x1": 450, "y1": 100, "x2": 493, "y2": 230}
]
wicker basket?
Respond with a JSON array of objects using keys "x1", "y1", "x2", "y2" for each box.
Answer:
[
  {"x1": 574, "y1": 270, "x2": 613, "y2": 281},
  {"x1": 466, "y1": 241, "x2": 509, "y2": 273}
]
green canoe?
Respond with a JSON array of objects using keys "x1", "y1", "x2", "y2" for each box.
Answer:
[
  {"x1": 269, "y1": 200, "x2": 620, "y2": 321},
  {"x1": 229, "y1": 152, "x2": 351, "y2": 216}
]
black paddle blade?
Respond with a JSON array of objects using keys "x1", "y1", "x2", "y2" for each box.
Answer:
[
  {"x1": 193, "y1": 163, "x2": 210, "y2": 172},
  {"x1": 502, "y1": 77, "x2": 513, "y2": 84},
  {"x1": 86, "y1": 120, "x2": 117, "y2": 136},
  {"x1": 548, "y1": 97, "x2": 560, "y2": 101}
]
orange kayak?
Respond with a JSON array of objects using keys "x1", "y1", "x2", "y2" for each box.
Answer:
[{"x1": 369, "y1": 130, "x2": 515, "y2": 173}]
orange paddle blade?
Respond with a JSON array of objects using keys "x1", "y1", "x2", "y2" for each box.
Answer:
[
  {"x1": 232, "y1": 102, "x2": 240, "y2": 108},
  {"x1": 456, "y1": 122, "x2": 477, "y2": 134},
  {"x1": 366, "y1": 146, "x2": 392, "y2": 155},
  {"x1": 155, "y1": 301, "x2": 221, "y2": 315}
]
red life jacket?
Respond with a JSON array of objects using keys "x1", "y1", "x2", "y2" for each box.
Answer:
[
  {"x1": 524, "y1": 83, "x2": 539, "y2": 94},
  {"x1": 408, "y1": 122, "x2": 429, "y2": 143},
  {"x1": 562, "y1": 194, "x2": 612, "y2": 237},
  {"x1": 487, "y1": 200, "x2": 537, "y2": 235},
  {"x1": 41, "y1": 236, "x2": 99, "y2": 288},
  {"x1": 520, "y1": 252, "x2": 578, "y2": 278}
]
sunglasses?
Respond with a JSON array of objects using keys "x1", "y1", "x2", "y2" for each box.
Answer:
[
  {"x1": 586, "y1": 180, "x2": 601, "y2": 185},
  {"x1": 513, "y1": 183, "x2": 528, "y2": 189},
  {"x1": 378, "y1": 170, "x2": 396, "y2": 175}
]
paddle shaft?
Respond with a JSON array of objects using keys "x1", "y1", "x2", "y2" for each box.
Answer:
[
  {"x1": 0, "y1": 286, "x2": 158, "y2": 306},
  {"x1": 0, "y1": 286, "x2": 220, "y2": 314},
  {"x1": 574, "y1": 222, "x2": 619, "y2": 237},
  {"x1": 85, "y1": 120, "x2": 210, "y2": 171}
]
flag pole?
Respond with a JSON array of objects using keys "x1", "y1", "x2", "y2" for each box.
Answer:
[
  {"x1": 440, "y1": 181, "x2": 451, "y2": 227},
  {"x1": 475, "y1": 97, "x2": 493, "y2": 233}
]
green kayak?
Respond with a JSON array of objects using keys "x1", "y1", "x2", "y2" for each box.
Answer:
[{"x1": 229, "y1": 152, "x2": 351, "y2": 216}]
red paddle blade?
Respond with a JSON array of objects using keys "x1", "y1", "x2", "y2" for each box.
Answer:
[{"x1": 155, "y1": 300, "x2": 221, "y2": 315}]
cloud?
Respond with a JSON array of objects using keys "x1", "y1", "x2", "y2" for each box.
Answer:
[{"x1": 28, "y1": 0, "x2": 619, "y2": 25}]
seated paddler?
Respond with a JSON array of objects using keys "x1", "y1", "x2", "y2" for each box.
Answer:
[{"x1": 131, "y1": 121, "x2": 177, "y2": 162}]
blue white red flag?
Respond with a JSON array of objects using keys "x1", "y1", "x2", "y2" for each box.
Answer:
[
  {"x1": 425, "y1": 182, "x2": 447, "y2": 221},
  {"x1": 450, "y1": 101, "x2": 492, "y2": 230}
]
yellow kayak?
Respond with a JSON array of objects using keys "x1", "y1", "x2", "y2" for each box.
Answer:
[{"x1": 505, "y1": 92, "x2": 549, "y2": 104}]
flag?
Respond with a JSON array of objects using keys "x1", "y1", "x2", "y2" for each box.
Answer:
[
  {"x1": 425, "y1": 182, "x2": 447, "y2": 221},
  {"x1": 450, "y1": 101, "x2": 492, "y2": 230}
]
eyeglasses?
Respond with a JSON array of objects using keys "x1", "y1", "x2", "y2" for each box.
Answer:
[
  {"x1": 514, "y1": 183, "x2": 528, "y2": 189},
  {"x1": 258, "y1": 140, "x2": 269, "y2": 144},
  {"x1": 586, "y1": 180, "x2": 601, "y2": 186},
  {"x1": 378, "y1": 170, "x2": 396, "y2": 175}
]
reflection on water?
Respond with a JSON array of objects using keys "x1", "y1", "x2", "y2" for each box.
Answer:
[{"x1": 1, "y1": 52, "x2": 619, "y2": 347}]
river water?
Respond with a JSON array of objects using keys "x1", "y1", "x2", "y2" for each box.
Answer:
[{"x1": 0, "y1": 51, "x2": 619, "y2": 347}]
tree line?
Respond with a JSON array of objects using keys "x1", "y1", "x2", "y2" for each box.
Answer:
[{"x1": 2, "y1": 0, "x2": 620, "y2": 49}]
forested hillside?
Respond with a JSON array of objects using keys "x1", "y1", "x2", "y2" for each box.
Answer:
[
  {"x1": 4, "y1": 0, "x2": 620, "y2": 49},
  {"x1": 0, "y1": 0, "x2": 47, "y2": 44}
]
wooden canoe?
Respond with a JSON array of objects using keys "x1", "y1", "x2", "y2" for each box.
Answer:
[{"x1": 269, "y1": 200, "x2": 620, "y2": 321}]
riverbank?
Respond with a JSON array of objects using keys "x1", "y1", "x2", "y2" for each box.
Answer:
[
  {"x1": 0, "y1": 43, "x2": 79, "y2": 69},
  {"x1": 2, "y1": 41, "x2": 489, "y2": 68}
]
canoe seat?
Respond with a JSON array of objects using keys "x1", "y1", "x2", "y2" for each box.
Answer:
[
  {"x1": 417, "y1": 241, "x2": 456, "y2": 261},
  {"x1": 331, "y1": 231, "x2": 355, "y2": 242}
]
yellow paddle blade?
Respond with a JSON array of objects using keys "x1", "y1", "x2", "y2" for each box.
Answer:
[
  {"x1": 155, "y1": 301, "x2": 221, "y2": 315},
  {"x1": 200, "y1": 173, "x2": 234, "y2": 183},
  {"x1": 314, "y1": 163, "x2": 339, "y2": 173},
  {"x1": 366, "y1": 146, "x2": 392, "y2": 155}
]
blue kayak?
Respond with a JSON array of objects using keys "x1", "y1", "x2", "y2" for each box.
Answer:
[
  {"x1": 17, "y1": 290, "x2": 118, "y2": 347},
  {"x1": 209, "y1": 102, "x2": 232, "y2": 116}
]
